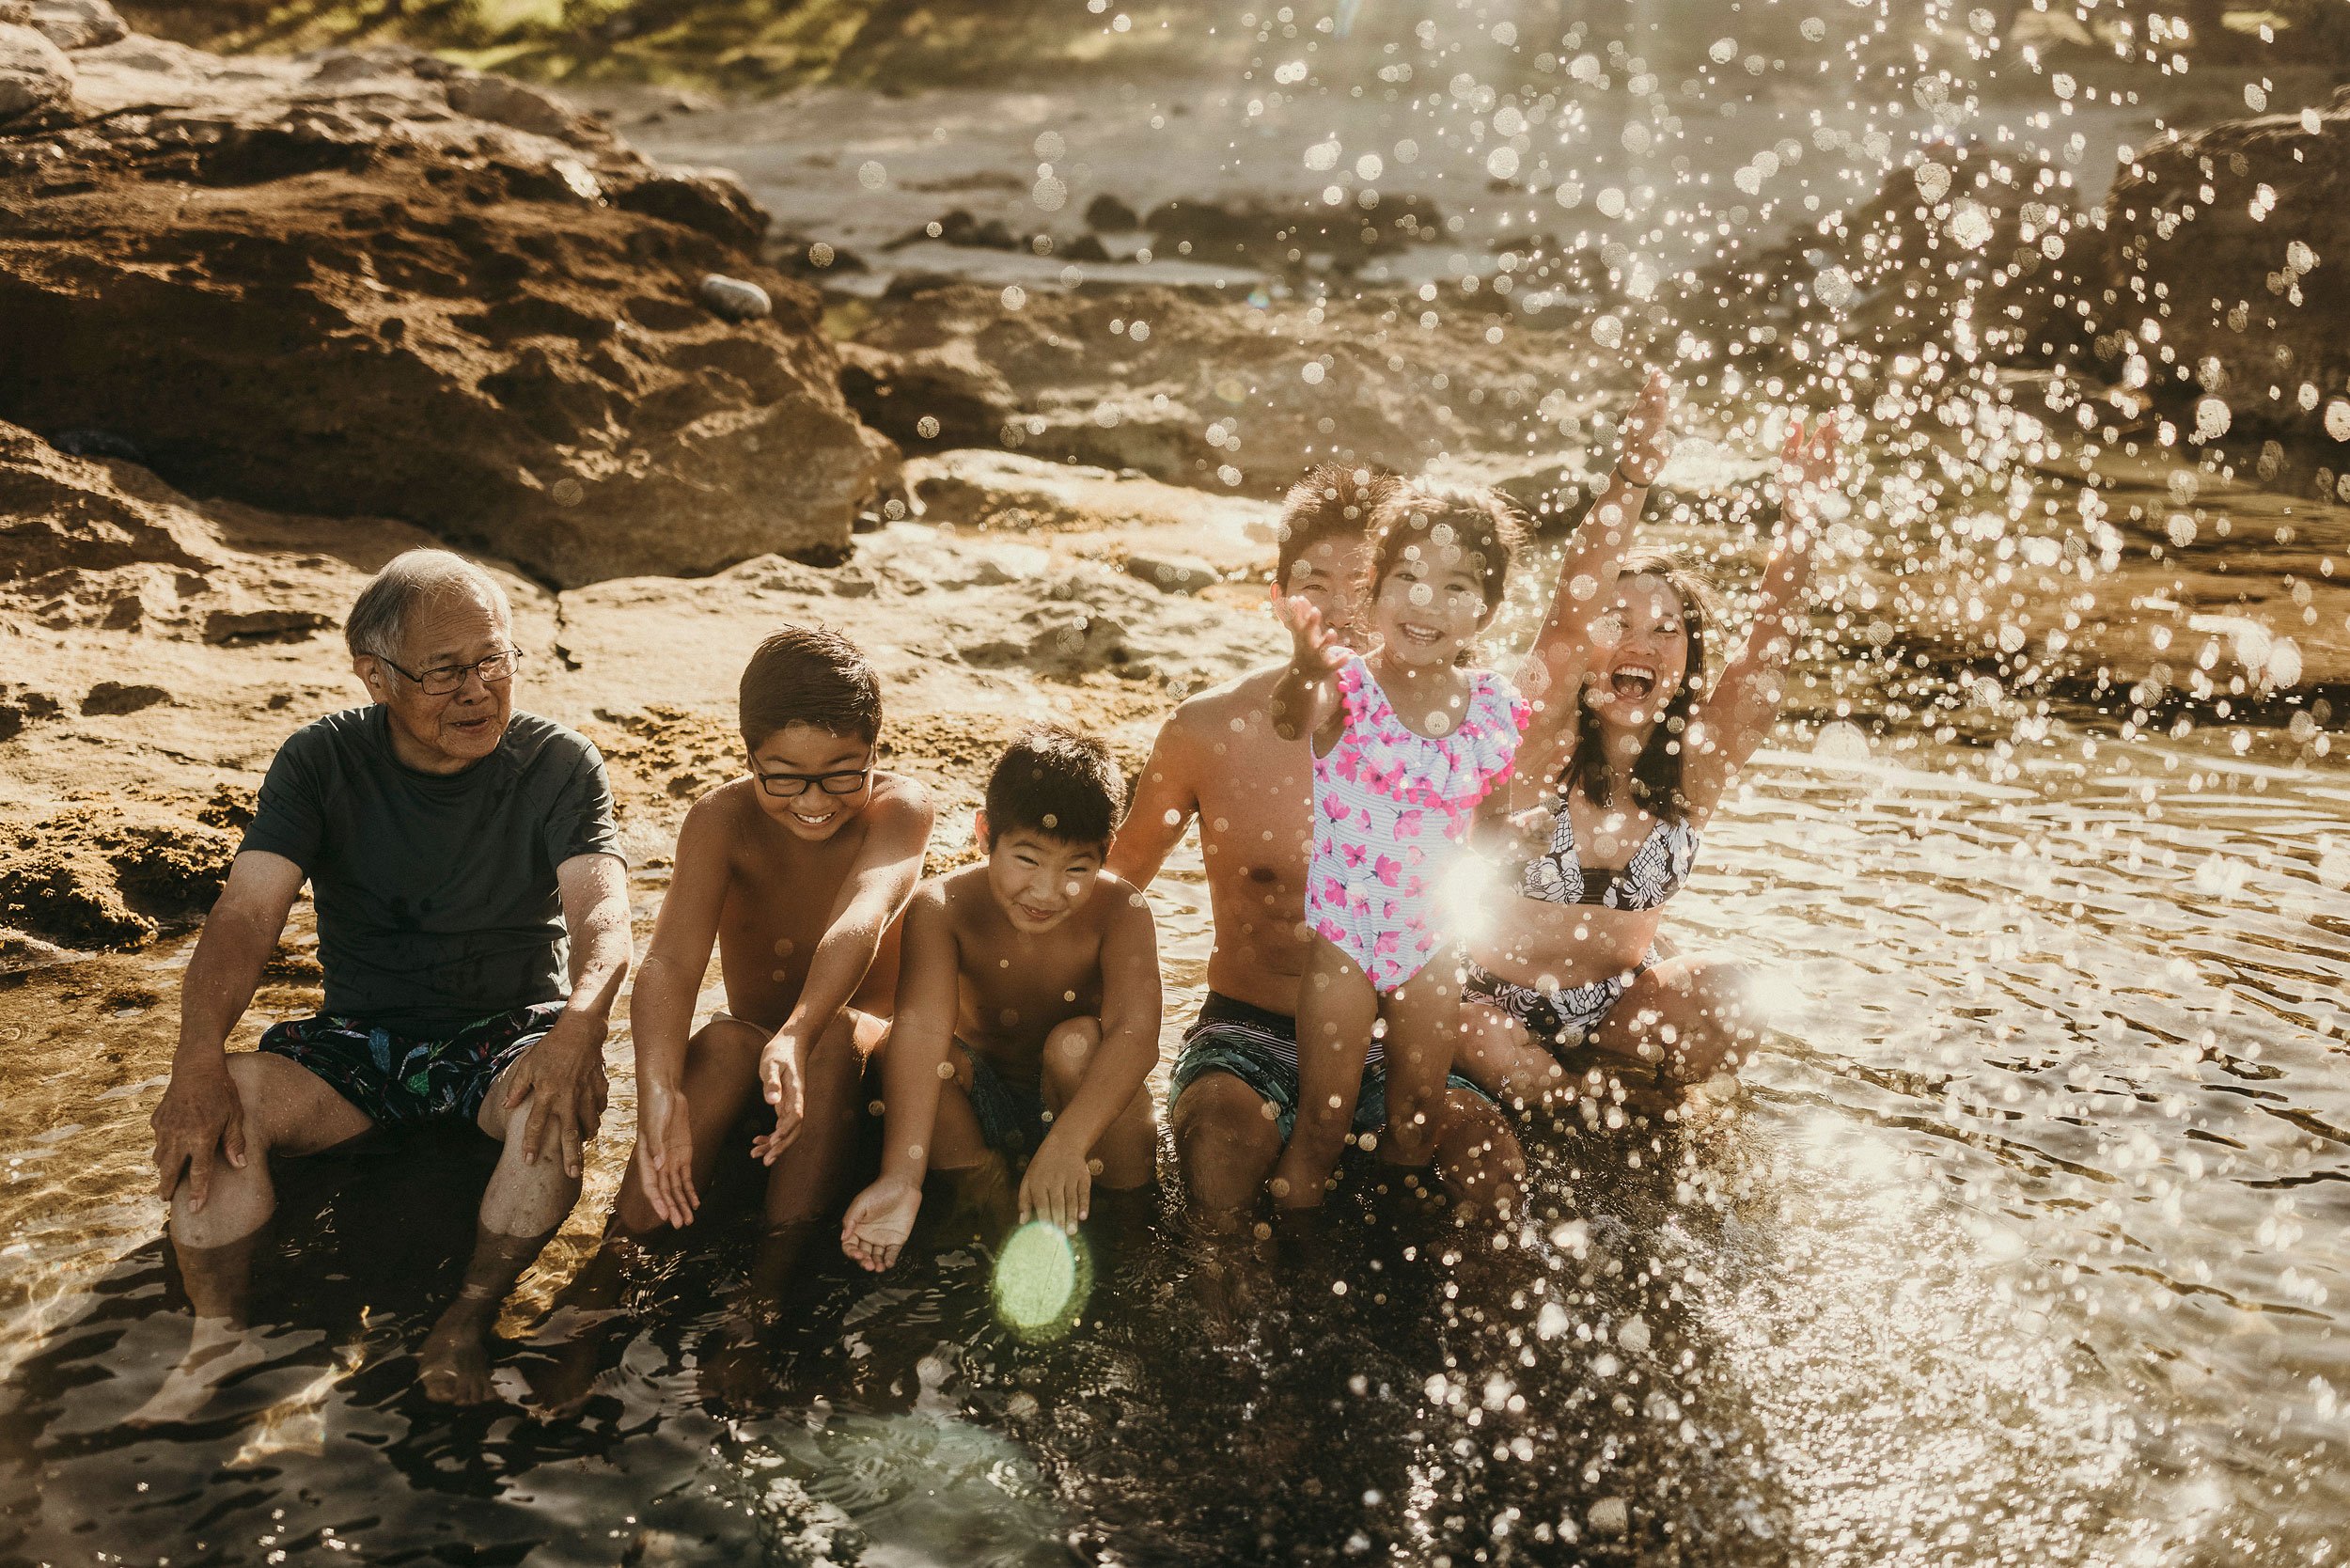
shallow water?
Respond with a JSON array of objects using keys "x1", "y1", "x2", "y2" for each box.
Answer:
[{"x1": 3, "y1": 694, "x2": 2345, "y2": 1565}]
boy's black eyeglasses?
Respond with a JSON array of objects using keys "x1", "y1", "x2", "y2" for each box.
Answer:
[
  {"x1": 757, "y1": 768, "x2": 871, "y2": 799},
  {"x1": 377, "y1": 648, "x2": 523, "y2": 697}
]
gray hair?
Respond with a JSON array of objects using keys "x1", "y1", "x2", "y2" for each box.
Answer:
[{"x1": 345, "y1": 549, "x2": 512, "y2": 664}]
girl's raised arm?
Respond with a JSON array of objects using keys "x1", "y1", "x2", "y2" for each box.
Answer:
[{"x1": 1683, "y1": 413, "x2": 1844, "y2": 819}]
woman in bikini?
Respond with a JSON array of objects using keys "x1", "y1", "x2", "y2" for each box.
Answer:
[{"x1": 1457, "y1": 371, "x2": 1846, "y2": 1112}]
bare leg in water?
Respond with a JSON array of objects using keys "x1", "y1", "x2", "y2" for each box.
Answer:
[
  {"x1": 134, "y1": 1053, "x2": 373, "y2": 1425},
  {"x1": 415, "y1": 1046, "x2": 589, "y2": 1403}
]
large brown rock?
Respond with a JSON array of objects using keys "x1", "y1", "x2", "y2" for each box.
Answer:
[
  {"x1": 0, "y1": 32, "x2": 894, "y2": 586},
  {"x1": 2092, "y1": 86, "x2": 2349, "y2": 446}
]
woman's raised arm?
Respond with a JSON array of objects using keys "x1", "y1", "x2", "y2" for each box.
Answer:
[
  {"x1": 1683, "y1": 413, "x2": 1845, "y2": 819},
  {"x1": 1510, "y1": 368, "x2": 1677, "y2": 801}
]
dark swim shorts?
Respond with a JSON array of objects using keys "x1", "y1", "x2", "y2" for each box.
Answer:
[
  {"x1": 258, "y1": 1002, "x2": 567, "y2": 1127},
  {"x1": 1168, "y1": 991, "x2": 1492, "y2": 1140},
  {"x1": 959, "y1": 1041, "x2": 1049, "y2": 1158}
]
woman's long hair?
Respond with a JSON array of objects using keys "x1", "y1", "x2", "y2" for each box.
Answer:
[{"x1": 1565, "y1": 550, "x2": 1723, "y2": 823}]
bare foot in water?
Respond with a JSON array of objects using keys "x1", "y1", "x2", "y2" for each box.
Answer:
[
  {"x1": 124, "y1": 1318, "x2": 286, "y2": 1428},
  {"x1": 418, "y1": 1313, "x2": 499, "y2": 1404}
]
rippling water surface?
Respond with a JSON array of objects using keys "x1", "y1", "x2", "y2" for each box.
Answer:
[{"x1": 2, "y1": 683, "x2": 2344, "y2": 1565}]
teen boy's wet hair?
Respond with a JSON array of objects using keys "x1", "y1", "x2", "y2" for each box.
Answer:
[
  {"x1": 983, "y1": 727, "x2": 1126, "y2": 851},
  {"x1": 1274, "y1": 462, "x2": 1399, "y2": 584},
  {"x1": 739, "y1": 625, "x2": 883, "y2": 750},
  {"x1": 1365, "y1": 482, "x2": 1524, "y2": 610}
]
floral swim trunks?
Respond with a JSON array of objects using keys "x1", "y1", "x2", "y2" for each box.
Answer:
[{"x1": 258, "y1": 1002, "x2": 568, "y2": 1127}]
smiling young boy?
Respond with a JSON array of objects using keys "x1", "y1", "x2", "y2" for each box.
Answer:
[
  {"x1": 840, "y1": 727, "x2": 1161, "y2": 1270},
  {"x1": 618, "y1": 627, "x2": 933, "y2": 1245}
]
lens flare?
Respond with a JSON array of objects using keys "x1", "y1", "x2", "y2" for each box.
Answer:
[{"x1": 992, "y1": 1221, "x2": 1092, "y2": 1341}]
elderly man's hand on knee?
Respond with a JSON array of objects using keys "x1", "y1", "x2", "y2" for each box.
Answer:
[
  {"x1": 497, "y1": 1010, "x2": 612, "y2": 1179},
  {"x1": 150, "y1": 1060, "x2": 249, "y2": 1214}
]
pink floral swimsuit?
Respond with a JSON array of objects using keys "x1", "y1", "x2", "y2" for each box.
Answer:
[{"x1": 1307, "y1": 652, "x2": 1530, "y2": 994}]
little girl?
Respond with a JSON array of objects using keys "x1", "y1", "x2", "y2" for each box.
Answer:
[{"x1": 1266, "y1": 484, "x2": 1529, "y2": 1209}]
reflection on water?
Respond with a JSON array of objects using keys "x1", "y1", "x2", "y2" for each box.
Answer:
[{"x1": 2, "y1": 703, "x2": 2345, "y2": 1564}]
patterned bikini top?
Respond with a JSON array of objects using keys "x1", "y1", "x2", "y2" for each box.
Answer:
[{"x1": 1515, "y1": 798, "x2": 1700, "y2": 911}]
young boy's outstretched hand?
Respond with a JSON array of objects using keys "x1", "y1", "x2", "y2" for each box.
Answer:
[
  {"x1": 750, "y1": 1029, "x2": 805, "y2": 1165},
  {"x1": 841, "y1": 1175, "x2": 920, "y2": 1272},
  {"x1": 1019, "y1": 1131, "x2": 1092, "y2": 1232},
  {"x1": 634, "y1": 1077, "x2": 699, "y2": 1227}
]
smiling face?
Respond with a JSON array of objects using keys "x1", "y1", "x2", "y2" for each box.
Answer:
[
  {"x1": 355, "y1": 588, "x2": 515, "y2": 774},
  {"x1": 748, "y1": 722, "x2": 875, "y2": 840},
  {"x1": 1277, "y1": 535, "x2": 1373, "y2": 637},
  {"x1": 1368, "y1": 532, "x2": 1494, "y2": 669},
  {"x1": 1581, "y1": 573, "x2": 1693, "y2": 731},
  {"x1": 978, "y1": 811, "x2": 1107, "y2": 934}
]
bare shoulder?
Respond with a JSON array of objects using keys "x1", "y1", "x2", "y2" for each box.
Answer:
[
  {"x1": 1092, "y1": 870, "x2": 1156, "y2": 932},
  {"x1": 1178, "y1": 665, "x2": 1285, "y2": 727},
  {"x1": 863, "y1": 769, "x2": 936, "y2": 830}
]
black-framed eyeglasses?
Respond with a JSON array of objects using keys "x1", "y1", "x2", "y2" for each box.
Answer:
[
  {"x1": 377, "y1": 647, "x2": 523, "y2": 697},
  {"x1": 757, "y1": 767, "x2": 871, "y2": 799}
]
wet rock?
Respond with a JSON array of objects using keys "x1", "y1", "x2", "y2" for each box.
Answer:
[
  {"x1": 838, "y1": 337, "x2": 1015, "y2": 451},
  {"x1": 28, "y1": 0, "x2": 123, "y2": 51},
  {"x1": 1084, "y1": 193, "x2": 1139, "y2": 232},
  {"x1": 2089, "y1": 88, "x2": 2350, "y2": 445},
  {"x1": 887, "y1": 207, "x2": 1019, "y2": 252},
  {"x1": 697, "y1": 273, "x2": 773, "y2": 321},
  {"x1": 1124, "y1": 552, "x2": 1221, "y2": 594},
  {"x1": 0, "y1": 23, "x2": 72, "y2": 123},
  {"x1": 1061, "y1": 233, "x2": 1110, "y2": 263},
  {"x1": 770, "y1": 232, "x2": 867, "y2": 277},
  {"x1": 1144, "y1": 193, "x2": 1444, "y2": 271},
  {"x1": 0, "y1": 26, "x2": 891, "y2": 585},
  {"x1": 81, "y1": 680, "x2": 167, "y2": 714}
]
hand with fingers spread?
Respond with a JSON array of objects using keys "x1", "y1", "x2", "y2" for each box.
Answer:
[
  {"x1": 150, "y1": 1060, "x2": 247, "y2": 1214},
  {"x1": 840, "y1": 1175, "x2": 921, "y2": 1272},
  {"x1": 749, "y1": 1028, "x2": 806, "y2": 1166},
  {"x1": 1277, "y1": 594, "x2": 1352, "y2": 677},
  {"x1": 1269, "y1": 593, "x2": 1353, "y2": 742},
  {"x1": 501, "y1": 1009, "x2": 609, "y2": 1179},
  {"x1": 1616, "y1": 368, "x2": 1680, "y2": 487},
  {"x1": 1018, "y1": 1129, "x2": 1094, "y2": 1234},
  {"x1": 634, "y1": 1076, "x2": 698, "y2": 1228}
]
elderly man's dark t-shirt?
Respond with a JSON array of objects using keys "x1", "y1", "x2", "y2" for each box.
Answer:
[{"x1": 240, "y1": 707, "x2": 623, "y2": 1036}]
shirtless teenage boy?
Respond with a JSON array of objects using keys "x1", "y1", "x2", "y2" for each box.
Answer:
[
  {"x1": 841, "y1": 728, "x2": 1161, "y2": 1269},
  {"x1": 1110, "y1": 464, "x2": 1525, "y2": 1229}
]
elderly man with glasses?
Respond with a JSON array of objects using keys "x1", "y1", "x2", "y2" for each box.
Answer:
[{"x1": 143, "y1": 549, "x2": 632, "y2": 1412}]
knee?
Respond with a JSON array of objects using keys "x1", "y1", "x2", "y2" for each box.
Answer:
[
  {"x1": 1175, "y1": 1078, "x2": 1280, "y2": 1161},
  {"x1": 1040, "y1": 1016, "x2": 1101, "y2": 1098},
  {"x1": 1642, "y1": 958, "x2": 1760, "y2": 1081},
  {"x1": 224, "y1": 1053, "x2": 282, "y2": 1147}
]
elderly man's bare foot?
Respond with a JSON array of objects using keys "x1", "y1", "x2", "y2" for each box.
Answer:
[
  {"x1": 418, "y1": 1314, "x2": 499, "y2": 1404},
  {"x1": 124, "y1": 1318, "x2": 274, "y2": 1428}
]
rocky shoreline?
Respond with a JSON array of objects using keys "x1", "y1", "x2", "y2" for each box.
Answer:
[{"x1": 4, "y1": 4, "x2": 2347, "y2": 961}]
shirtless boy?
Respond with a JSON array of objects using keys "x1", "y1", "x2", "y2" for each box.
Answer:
[
  {"x1": 620, "y1": 626, "x2": 933, "y2": 1246},
  {"x1": 841, "y1": 728, "x2": 1161, "y2": 1269},
  {"x1": 1110, "y1": 464, "x2": 1525, "y2": 1230},
  {"x1": 535, "y1": 627, "x2": 932, "y2": 1383}
]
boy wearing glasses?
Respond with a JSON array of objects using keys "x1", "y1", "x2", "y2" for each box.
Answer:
[{"x1": 614, "y1": 626, "x2": 932, "y2": 1261}]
